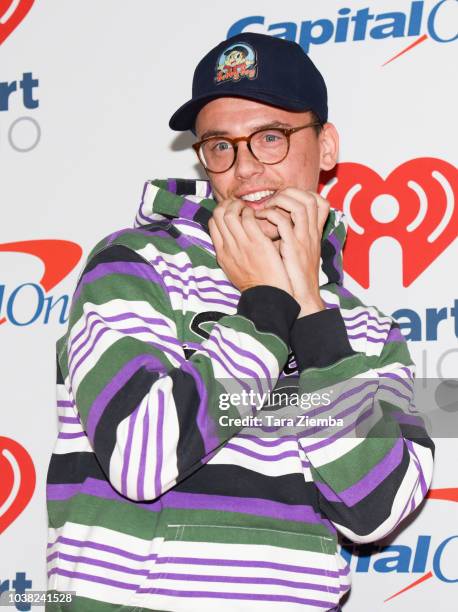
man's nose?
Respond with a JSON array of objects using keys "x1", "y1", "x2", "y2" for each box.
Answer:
[{"x1": 233, "y1": 142, "x2": 264, "y2": 180}]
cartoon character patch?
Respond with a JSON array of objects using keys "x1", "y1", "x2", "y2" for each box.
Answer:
[{"x1": 215, "y1": 42, "x2": 257, "y2": 84}]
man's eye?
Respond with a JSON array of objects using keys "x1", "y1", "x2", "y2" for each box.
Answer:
[
  {"x1": 264, "y1": 133, "x2": 281, "y2": 143},
  {"x1": 212, "y1": 141, "x2": 231, "y2": 152}
]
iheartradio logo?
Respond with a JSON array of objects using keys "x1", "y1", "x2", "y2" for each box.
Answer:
[
  {"x1": 320, "y1": 158, "x2": 458, "y2": 287},
  {"x1": 0, "y1": 0, "x2": 35, "y2": 45},
  {"x1": 0, "y1": 437, "x2": 35, "y2": 534}
]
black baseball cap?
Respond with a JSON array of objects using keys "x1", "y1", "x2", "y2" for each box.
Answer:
[{"x1": 169, "y1": 32, "x2": 328, "y2": 132}]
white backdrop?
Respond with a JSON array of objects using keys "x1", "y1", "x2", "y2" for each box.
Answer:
[{"x1": 1, "y1": 1, "x2": 457, "y2": 610}]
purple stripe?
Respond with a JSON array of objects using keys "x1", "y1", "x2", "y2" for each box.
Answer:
[
  {"x1": 345, "y1": 321, "x2": 390, "y2": 334},
  {"x1": 237, "y1": 434, "x2": 296, "y2": 447},
  {"x1": 48, "y1": 568, "x2": 137, "y2": 591},
  {"x1": 298, "y1": 381, "x2": 378, "y2": 436},
  {"x1": 392, "y1": 413, "x2": 424, "y2": 428},
  {"x1": 201, "y1": 335, "x2": 266, "y2": 391},
  {"x1": 58, "y1": 432, "x2": 85, "y2": 439},
  {"x1": 386, "y1": 325, "x2": 406, "y2": 342},
  {"x1": 206, "y1": 182, "x2": 212, "y2": 197},
  {"x1": 48, "y1": 535, "x2": 342, "y2": 578},
  {"x1": 69, "y1": 310, "x2": 170, "y2": 358},
  {"x1": 59, "y1": 416, "x2": 80, "y2": 424},
  {"x1": 379, "y1": 372, "x2": 413, "y2": 393},
  {"x1": 137, "y1": 404, "x2": 149, "y2": 500},
  {"x1": 137, "y1": 181, "x2": 153, "y2": 225},
  {"x1": 47, "y1": 478, "x2": 325, "y2": 526},
  {"x1": 378, "y1": 384, "x2": 411, "y2": 403},
  {"x1": 316, "y1": 437, "x2": 404, "y2": 507},
  {"x1": 122, "y1": 406, "x2": 139, "y2": 496},
  {"x1": 223, "y1": 442, "x2": 299, "y2": 463},
  {"x1": 300, "y1": 400, "x2": 374, "y2": 453},
  {"x1": 327, "y1": 232, "x2": 343, "y2": 284},
  {"x1": 157, "y1": 555, "x2": 343, "y2": 578},
  {"x1": 70, "y1": 319, "x2": 183, "y2": 377},
  {"x1": 48, "y1": 535, "x2": 158, "y2": 561},
  {"x1": 47, "y1": 551, "x2": 149, "y2": 576},
  {"x1": 167, "y1": 286, "x2": 237, "y2": 308},
  {"x1": 406, "y1": 438, "x2": 428, "y2": 498},
  {"x1": 57, "y1": 400, "x2": 74, "y2": 407},
  {"x1": 179, "y1": 200, "x2": 200, "y2": 218},
  {"x1": 212, "y1": 325, "x2": 272, "y2": 383},
  {"x1": 167, "y1": 179, "x2": 177, "y2": 194},
  {"x1": 342, "y1": 311, "x2": 389, "y2": 325},
  {"x1": 73, "y1": 261, "x2": 168, "y2": 303},
  {"x1": 86, "y1": 354, "x2": 166, "y2": 442},
  {"x1": 159, "y1": 267, "x2": 238, "y2": 296},
  {"x1": 154, "y1": 390, "x2": 165, "y2": 496},
  {"x1": 347, "y1": 332, "x2": 385, "y2": 343},
  {"x1": 137, "y1": 587, "x2": 333, "y2": 607},
  {"x1": 142, "y1": 571, "x2": 339, "y2": 593}
]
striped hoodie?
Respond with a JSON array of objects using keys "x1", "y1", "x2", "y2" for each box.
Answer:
[{"x1": 46, "y1": 178, "x2": 434, "y2": 612}]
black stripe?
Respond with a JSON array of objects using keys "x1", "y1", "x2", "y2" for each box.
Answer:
[
  {"x1": 169, "y1": 370, "x2": 206, "y2": 478},
  {"x1": 175, "y1": 179, "x2": 197, "y2": 196},
  {"x1": 175, "y1": 464, "x2": 319, "y2": 508},
  {"x1": 316, "y1": 442, "x2": 411, "y2": 536},
  {"x1": 93, "y1": 367, "x2": 160, "y2": 473},
  {"x1": 398, "y1": 422, "x2": 435, "y2": 455},
  {"x1": 46, "y1": 452, "x2": 321, "y2": 513},
  {"x1": 83, "y1": 245, "x2": 147, "y2": 274},
  {"x1": 56, "y1": 355, "x2": 64, "y2": 384},
  {"x1": 47, "y1": 451, "x2": 105, "y2": 484},
  {"x1": 194, "y1": 207, "x2": 212, "y2": 229},
  {"x1": 321, "y1": 238, "x2": 340, "y2": 284}
]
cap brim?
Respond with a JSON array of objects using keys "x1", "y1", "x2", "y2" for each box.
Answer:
[{"x1": 169, "y1": 90, "x2": 311, "y2": 132}]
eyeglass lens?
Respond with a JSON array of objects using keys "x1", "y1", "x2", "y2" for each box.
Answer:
[{"x1": 200, "y1": 129, "x2": 289, "y2": 172}]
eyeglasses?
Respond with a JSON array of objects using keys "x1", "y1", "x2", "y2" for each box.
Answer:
[{"x1": 192, "y1": 121, "x2": 322, "y2": 174}]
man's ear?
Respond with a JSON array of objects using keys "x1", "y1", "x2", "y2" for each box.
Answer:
[{"x1": 319, "y1": 123, "x2": 339, "y2": 171}]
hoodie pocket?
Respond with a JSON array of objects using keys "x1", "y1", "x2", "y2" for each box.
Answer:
[{"x1": 130, "y1": 523, "x2": 341, "y2": 611}]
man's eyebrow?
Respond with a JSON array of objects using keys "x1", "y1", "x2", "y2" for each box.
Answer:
[{"x1": 199, "y1": 121, "x2": 292, "y2": 141}]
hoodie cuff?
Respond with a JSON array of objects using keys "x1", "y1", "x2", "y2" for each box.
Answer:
[
  {"x1": 237, "y1": 286, "x2": 300, "y2": 346},
  {"x1": 290, "y1": 307, "x2": 356, "y2": 371}
]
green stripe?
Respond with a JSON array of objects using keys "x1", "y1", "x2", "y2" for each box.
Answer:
[
  {"x1": 75, "y1": 336, "x2": 175, "y2": 422},
  {"x1": 48, "y1": 496, "x2": 334, "y2": 542},
  {"x1": 299, "y1": 353, "x2": 368, "y2": 392},
  {"x1": 310, "y1": 417, "x2": 399, "y2": 491},
  {"x1": 46, "y1": 592, "x2": 168, "y2": 612}
]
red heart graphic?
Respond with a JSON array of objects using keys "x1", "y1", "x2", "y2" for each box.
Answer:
[
  {"x1": 320, "y1": 158, "x2": 458, "y2": 287},
  {"x1": 0, "y1": 437, "x2": 35, "y2": 534},
  {"x1": 0, "y1": 0, "x2": 35, "y2": 45}
]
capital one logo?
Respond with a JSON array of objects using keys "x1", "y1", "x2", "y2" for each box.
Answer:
[
  {"x1": 0, "y1": 437, "x2": 35, "y2": 534},
  {"x1": 0, "y1": 240, "x2": 82, "y2": 327},
  {"x1": 319, "y1": 158, "x2": 457, "y2": 287},
  {"x1": 0, "y1": 1, "x2": 35, "y2": 45},
  {"x1": 342, "y1": 488, "x2": 458, "y2": 602}
]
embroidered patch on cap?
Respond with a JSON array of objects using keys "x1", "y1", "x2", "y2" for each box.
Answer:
[{"x1": 215, "y1": 42, "x2": 257, "y2": 85}]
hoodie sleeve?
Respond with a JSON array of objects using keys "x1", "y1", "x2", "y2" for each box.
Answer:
[
  {"x1": 290, "y1": 300, "x2": 435, "y2": 544},
  {"x1": 65, "y1": 243, "x2": 297, "y2": 502}
]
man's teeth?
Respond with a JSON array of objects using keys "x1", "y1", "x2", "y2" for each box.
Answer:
[{"x1": 240, "y1": 190, "x2": 274, "y2": 202}]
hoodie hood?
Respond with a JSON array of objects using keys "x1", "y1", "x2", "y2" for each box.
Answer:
[{"x1": 135, "y1": 178, "x2": 347, "y2": 287}]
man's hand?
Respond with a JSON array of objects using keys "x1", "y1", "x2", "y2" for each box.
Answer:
[
  {"x1": 208, "y1": 199, "x2": 293, "y2": 295},
  {"x1": 254, "y1": 188, "x2": 330, "y2": 317}
]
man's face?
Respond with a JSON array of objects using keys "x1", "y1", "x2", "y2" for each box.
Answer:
[{"x1": 195, "y1": 97, "x2": 338, "y2": 240}]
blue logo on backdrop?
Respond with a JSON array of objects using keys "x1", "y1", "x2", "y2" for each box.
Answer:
[{"x1": 228, "y1": 0, "x2": 457, "y2": 63}]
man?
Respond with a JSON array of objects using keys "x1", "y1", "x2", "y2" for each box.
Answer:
[{"x1": 46, "y1": 33, "x2": 434, "y2": 611}]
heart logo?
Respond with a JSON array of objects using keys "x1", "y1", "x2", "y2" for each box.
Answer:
[
  {"x1": 0, "y1": 0, "x2": 35, "y2": 46},
  {"x1": 319, "y1": 158, "x2": 458, "y2": 287},
  {"x1": 0, "y1": 437, "x2": 36, "y2": 534}
]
